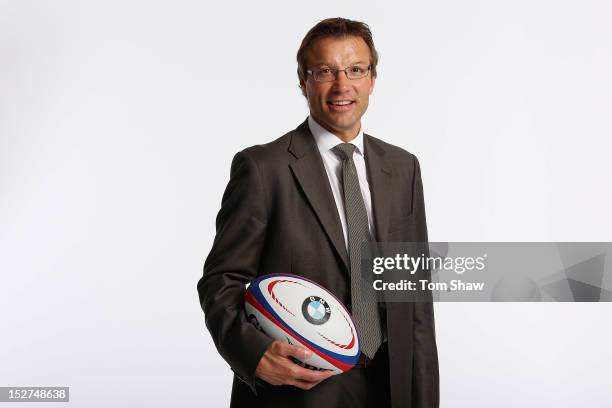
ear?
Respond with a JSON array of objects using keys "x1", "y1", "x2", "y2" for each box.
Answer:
[
  {"x1": 369, "y1": 75, "x2": 376, "y2": 95},
  {"x1": 299, "y1": 80, "x2": 307, "y2": 97}
]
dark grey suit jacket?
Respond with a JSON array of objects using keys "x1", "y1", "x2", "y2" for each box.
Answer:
[{"x1": 197, "y1": 119, "x2": 439, "y2": 407}]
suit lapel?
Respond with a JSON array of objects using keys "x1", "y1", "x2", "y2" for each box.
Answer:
[
  {"x1": 288, "y1": 120, "x2": 350, "y2": 271},
  {"x1": 364, "y1": 134, "x2": 392, "y2": 242}
]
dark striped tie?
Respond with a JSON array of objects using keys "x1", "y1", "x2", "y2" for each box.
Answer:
[{"x1": 332, "y1": 143, "x2": 383, "y2": 358}]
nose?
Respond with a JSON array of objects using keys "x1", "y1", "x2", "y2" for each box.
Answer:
[{"x1": 331, "y1": 69, "x2": 351, "y2": 91}]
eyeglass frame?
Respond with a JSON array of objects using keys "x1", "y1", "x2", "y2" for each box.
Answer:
[{"x1": 305, "y1": 64, "x2": 372, "y2": 82}]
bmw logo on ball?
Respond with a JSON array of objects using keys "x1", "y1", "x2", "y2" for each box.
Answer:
[{"x1": 302, "y1": 296, "x2": 331, "y2": 325}]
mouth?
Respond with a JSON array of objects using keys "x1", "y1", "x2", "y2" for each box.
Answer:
[{"x1": 327, "y1": 100, "x2": 355, "y2": 112}]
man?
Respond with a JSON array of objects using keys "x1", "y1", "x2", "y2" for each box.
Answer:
[{"x1": 198, "y1": 17, "x2": 439, "y2": 407}]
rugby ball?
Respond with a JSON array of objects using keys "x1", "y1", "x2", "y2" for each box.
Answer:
[{"x1": 244, "y1": 273, "x2": 360, "y2": 374}]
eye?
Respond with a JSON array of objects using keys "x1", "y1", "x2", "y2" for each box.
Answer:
[
  {"x1": 318, "y1": 68, "x2": 333, "y2": 75},
  {"x1": 351, "y1": 66, "x2": 366, "y2": 74}
]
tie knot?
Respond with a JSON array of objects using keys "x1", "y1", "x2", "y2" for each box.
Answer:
[{"x1": 332, "y1": 143, "x2": 357, "y2": 161}]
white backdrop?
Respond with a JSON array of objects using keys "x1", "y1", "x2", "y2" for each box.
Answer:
[{"x1": 1, "y1": 1, "x2": 611, "y2": 407}]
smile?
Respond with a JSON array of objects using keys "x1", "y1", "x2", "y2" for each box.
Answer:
[{"x1": 327, "y1": 100, "x2": 355, "y2": 111}]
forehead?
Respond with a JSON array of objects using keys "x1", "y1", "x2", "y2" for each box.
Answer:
[{"x1": 306, "y1": 35, "x2": 371, "y2": 66}]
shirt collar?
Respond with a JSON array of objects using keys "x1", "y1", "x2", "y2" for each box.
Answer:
[{"x1": 308, "y1": 115, "x2": 365, "y2": 157}]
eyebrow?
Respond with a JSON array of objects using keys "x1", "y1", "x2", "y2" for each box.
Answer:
[{"x1": 311, "y1": 60, "x2": 369, "y2": 67}]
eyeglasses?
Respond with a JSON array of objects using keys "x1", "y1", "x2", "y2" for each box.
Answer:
[{"x1": 306, "y1": 65, "x2": 371, "y2": 82}]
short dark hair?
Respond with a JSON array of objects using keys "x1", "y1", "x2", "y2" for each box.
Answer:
[{"x1": 297, "y1": 17, "x2": 379, "y2": 89}]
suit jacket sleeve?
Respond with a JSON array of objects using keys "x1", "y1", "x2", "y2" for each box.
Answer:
[
  {"x1": 197, "y1": 150, "x2": 274, "y2": 394},
  {"x1": 410, "y1": 156, "x2": 440, "y2": 407}
]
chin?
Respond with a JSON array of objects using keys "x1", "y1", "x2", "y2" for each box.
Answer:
[
  {"x1": 325, "y1": 113, "x2": 352, "y2": 123},
  {"x1": 331, "y1": 119, "x2": 357, "y2": 131}
]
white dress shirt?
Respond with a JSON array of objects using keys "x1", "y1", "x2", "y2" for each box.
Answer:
[{"x1": 308, "y1": 116, "x2": 376, "y2": 250}]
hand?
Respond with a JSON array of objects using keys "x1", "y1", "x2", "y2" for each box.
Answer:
[{"x1": 255, "y1": 341, "x2": 334, "y2": 390}]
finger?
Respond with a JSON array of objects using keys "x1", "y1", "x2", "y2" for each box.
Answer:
[
  {"x1": 299, "y1": 369, "x2": 334, "y2": 383},
  {"x1": 288, "y1": 365, "x2": 334, "y2": 383},
  {"x1": 277, "y1": 343, "x2": 312, "y2": 360},
  {"x1": 290, "y1": 378, "x2": 318, "y2": 390},
  {"x1": 290, "y1": 377, "x2": 328, "y2": 390}
]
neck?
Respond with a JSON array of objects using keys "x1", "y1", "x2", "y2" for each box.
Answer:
[
  {"x1": 312, "y1": 117, "x2": 361, "y2": 143},
  {"x1": 335, "y1": 131, "x2": 359, "y2": 143}
]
